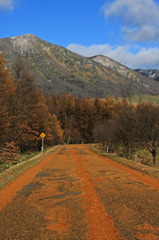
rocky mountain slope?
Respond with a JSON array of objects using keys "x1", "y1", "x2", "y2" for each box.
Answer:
[
  {"x1": 0, "y1": 34, "x2": 159, "y2": 97},
  {"x1": 135, "y1": 69, "x2": 159, "y2": 82}
]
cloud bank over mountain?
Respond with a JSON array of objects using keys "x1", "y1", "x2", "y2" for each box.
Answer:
[
  {"x1": 67, "y1": 0, "x2": 159, "y2": 69},
  {"x1": 67, "y1": 44, "x2": 159, "y2": 69}
]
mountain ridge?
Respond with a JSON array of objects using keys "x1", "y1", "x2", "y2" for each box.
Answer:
[
  {"x1": 0, "y1": 34, "x2": 159, "y2": 97},
  {"x1": 135, "y1": 69, "x2": 159, "y2": 82}
]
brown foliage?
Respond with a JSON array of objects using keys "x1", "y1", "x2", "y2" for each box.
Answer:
[
  {"x1": 46, "y1": 94, "x2": 116, "y2": 144},
  {"x1": 0, "y1": 142, "x2": 19, "y2": 164},
  {"x1": 51, "y1": 114, "x2": 63, "y2": 144},
  {"x1": 0, "y1": 56, "x2": 64, "y2": 157}
]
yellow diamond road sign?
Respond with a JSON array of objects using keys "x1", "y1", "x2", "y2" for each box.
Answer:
[{"x1": 40, "y1": 133, "x2": 46, "y2": 138}]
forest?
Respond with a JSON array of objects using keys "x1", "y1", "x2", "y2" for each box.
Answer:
[{"x1": 0, "y1": 54, "x2": 159, "y2": 166}]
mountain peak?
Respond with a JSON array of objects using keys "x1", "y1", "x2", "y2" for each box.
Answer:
[
  {"x1": 92, "y1": 55, "x2": 124, "y2": 68},
  {"x1": 9, "y1": 33, "x2": 37, "y2": 40},
  {"x1": 7, "y1": 34, "x2": 40, "y2": 52},
  {"x1": 23, "y1": 33, "x2": 37, "y2": 38}
]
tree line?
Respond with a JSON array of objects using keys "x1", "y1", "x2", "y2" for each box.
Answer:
[
  {"x1": 0, "y1": 54, "x2": 159, "y2": 166},
  {"x1": 93, "y1": 101, "x2": 159, "y2": 165}
]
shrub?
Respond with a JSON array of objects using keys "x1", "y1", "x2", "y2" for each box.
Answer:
[{"x1": 0, "y1": 142, "x2": 19, "y2": 164}]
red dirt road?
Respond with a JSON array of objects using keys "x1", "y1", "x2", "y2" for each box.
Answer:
[{"x1": 1, "y1": 145, "x2": 159, "y2": 240}]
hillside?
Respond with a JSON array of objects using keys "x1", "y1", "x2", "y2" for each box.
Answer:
[
  {"x1": 135, "y1": 69, "x2": 159, "y2": 82},
  {"x1": 0, "y1": 34, "x2": 159, "y2": 97}
]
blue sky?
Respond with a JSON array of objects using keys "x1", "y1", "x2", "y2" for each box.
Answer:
[{"x1": 1, "y1": 0, "x2": 159, "y2": 69}]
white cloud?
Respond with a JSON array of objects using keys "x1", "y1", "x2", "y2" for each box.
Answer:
[
  {"x1": 0, "y1": 0, "x2": 14, "y2": 10},
  {"x1": 123, "y1": 26, "x2": 159, "y2": 42},
  {"x1": 133, "y1": 48, "x2": 159, "y2": 69},
  {"x1": 102, "y1": 0, "x2": 159, "y2": 42},
  {"x1": 67, "y1": 43, "x2": 159, "y2": 69},
  {"x1": 67, "y1": 43, "x2": 114, "y2": 57}
]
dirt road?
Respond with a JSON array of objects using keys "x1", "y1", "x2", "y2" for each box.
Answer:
[{"x1": 1, "y1": 145, "x2": 159, "y2": 240}]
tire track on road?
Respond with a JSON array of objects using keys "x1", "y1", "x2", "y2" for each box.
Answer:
[{"x1": 73, "y1": 147, "x2": 121, "y2": 240}]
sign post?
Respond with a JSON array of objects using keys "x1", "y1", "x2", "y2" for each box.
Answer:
[
  {"x1": 106, "y1": 145, "x2": 109, "y2": 153},
  {"x1": 40, "y1": 133, "x2": 46, "y2": 154}
]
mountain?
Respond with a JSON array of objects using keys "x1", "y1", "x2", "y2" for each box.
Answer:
[
  {"x1": 135, "y1": 69, "x2": 159, "y2": 82},
  {"x1": 0, "y1": 34, "x2": 159, "y2": 97}
]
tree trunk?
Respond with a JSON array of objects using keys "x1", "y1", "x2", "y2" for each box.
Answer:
[
  {"x1": 67, "y1": 134, "x2": 71, "y2": 145},
  {"x1": 152, "y1": 149, "x2": 156, "y2": 166}
]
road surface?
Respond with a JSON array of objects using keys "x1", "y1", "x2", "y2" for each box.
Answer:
[{"x1": 1, "y1": 145, "x2": 159, "y2": 240}]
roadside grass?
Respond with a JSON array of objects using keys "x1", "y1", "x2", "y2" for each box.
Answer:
[
  {"x1": 109, "y1": 95, "x2": 159, "y2": 105},
  {"x1": 132, "y1": 95, "x2": 159, "y2": 104},
  {"x1": 89, "y1": 144, "x2": 159, "y2": 179},
  {"x1": 0, "y1": 146, "x2": 60, "y2": 190}
]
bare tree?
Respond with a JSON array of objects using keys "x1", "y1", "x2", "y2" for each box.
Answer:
[
  {"x1": 92, "y1": 121, "x2": 108, "y2": 145},
  {"x1": 112, "y1": 104, "x2": 137, "y2": 158},
  {"x1": 136, "y1": 103, "x2": 159, "y2": 166}
]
